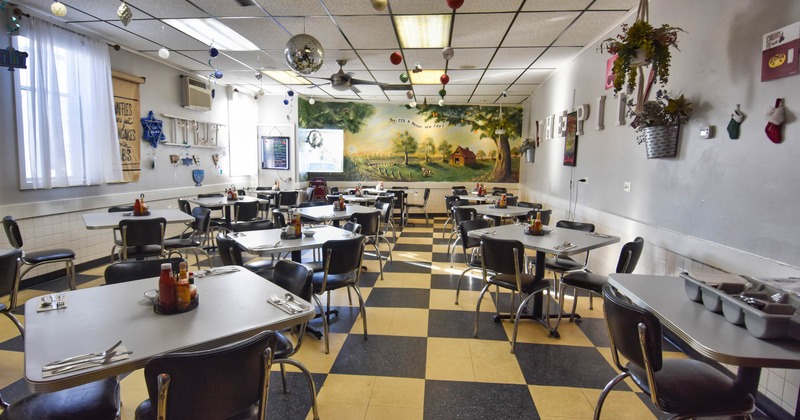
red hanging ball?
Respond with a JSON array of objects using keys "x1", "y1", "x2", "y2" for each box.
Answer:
[
  {"x1": 447, "y1": 0, "x2": 464, "y2": 10},
  {"x1": 440, "y1": 74, "x2": 450, "y2": 85},
  {"x1": 390, "y1": 51, "x2": 403, "y2": 65}
]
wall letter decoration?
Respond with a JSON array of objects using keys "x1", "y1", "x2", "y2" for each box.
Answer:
[
  {"x1": 595, "y1": 96, "x2": 606, "y2": 131},
  {"x1": 615, "y1": 93, "x2": 627, "y2": 126},
  {"x1": 557, "y1": 110, "x2": 568, "y2": 137},
  {"x1": 576, "y1": 104, "x2": 589, "y2": 135}
]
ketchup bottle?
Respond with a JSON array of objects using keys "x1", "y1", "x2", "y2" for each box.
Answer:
[
  {"x1": 158, "y1": 263, "x2": 176, "y2": 311},
  {"x1": 133, "y1": 199, "x2": 142, "y2": 216}
]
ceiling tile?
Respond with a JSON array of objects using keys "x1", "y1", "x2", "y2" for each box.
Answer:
[
  {"x1": 446, "y1": 48, "x2": 496, "y2": 70},
  {"x1": 517, "y1": 69, "x2": 553, "y2": 84},
  {"x1": 451, "y1": 13, "x2": 516, "y2": 48},
  {"x1": 78, "y1": 22, "x2": 162, "y2": 51},
  {"x1": 503, "y1": 12, "x2": 580, "y2": 47},
  {"x1": 522, "y1": 0, "x2": 593, "y2": 12},
  {"x1": 530, "y1": 47, "x2": 582, "y2": 68},
  {"x1": 335, "y1": 15, "x2": 399, "y2": 49},
  {"x1": 489, "y1": 47, "x2": 547, "y2": 69},
  {"x1": 554, "y1": 11, "x2": 627, "y2": 46},
  {"x1": 275, "y1": 16, "x2": 352, "y2": 50},
  {"x1": 590, "y1": 0, "x2": 640, "y2": 10}
]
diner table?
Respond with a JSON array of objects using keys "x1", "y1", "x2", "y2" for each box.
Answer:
[
  {"x1": 609, "y1": 273, "x2": 800, "y2": 417},
  {"x1": 468, "y1": 224, "x2": 619, "y2": 337},
  {"x1": 461, "y1": 204, "x2": 532, "y2": 225},
  {"x1": 23, "y1": 267, "x2": 314, "y2": 392},
  {"x1": 294, "y1": 204, "x2": 376, "y2": 227},
  {"x1": 327, "y1": 194, "x2": 376, "y2": 204},
  {"x1": 233, "y1": 225, "x2": 360, "y2": 262},
  {"x1": 82, "y1": 208, "x2": 193, "y2": 230},
  {"x1": 184, "y1": 195, "x2": 260, "y2": 224}
]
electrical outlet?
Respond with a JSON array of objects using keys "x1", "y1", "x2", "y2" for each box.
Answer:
[
  {"x1": 623, "y1": 181, "x2": 631, "y2": 192},
  {"x1": 578, "y1": 177, "x2": 589, "y2": 184}
]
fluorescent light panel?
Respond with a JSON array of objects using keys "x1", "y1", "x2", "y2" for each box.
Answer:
[
  {"x1": 262, "y1": 71, "x2": 312, "y2": 85},
  {"x1": 164, "y1": 18, "x2": 258, "y2": 51},
  {"x1": 394, "y1": 15, "x2": 451, "y2": 48},
  {"x1": 409, "y1": 70, "x2": 446, "y2": 85}
]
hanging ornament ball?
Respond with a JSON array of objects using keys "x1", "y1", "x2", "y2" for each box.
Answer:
[
  {"x1": 309, "y1": 98, "x2": 316, "y2": 105},
  {"x1": 211, "y1": 89, "x2": 216, "y2": 99},
  {"x1": 287, "y1": 90, "x2": 295, "y2": 97},
  {"x1": 284, "y1": 34, "x2": 325, "y2": 75},
  {"x1": 439, "y1": 99, "x2": 445, "y2": 106},
  {"x1": 441, "y1": 46, "x2": 455, "y2": 60},
  {"x1": 447, "y1": 0, "x2": 464, "y2": 9},
  {"x1": 439, "y1": 88, "x2": 447, "y2": 98},
  {"x1": 214, "y1": 70, "x2": 223, "y2": 79},
  {"x1": 406, "y1": 90, "x2": 414, "y2": 99},
  {"x1": 209, "y1": 47, "x2": 219, "y2": 58},
  {"x1": 283, "y1": 99, "x2": 289, "y2": 105},
  {"x1": 409, "y1": 100, "x2": 417, "y2": 108},
  {"x1": 258, "y1": 89, "x2": 265, "y2": 96},
  {"x1": 51, "y1": 1, "x2": 67, "y2": 17},
  {"x1": 390, "y1": 51, "x2": 403, "y2": 65},
  {"x1": 158, "y1": 47, "x2": 170, "y2": 59},
  {"x1": 399, "y1": 73, "x2": 409, "y2": 83},
  {"x1": 440, "y1": 74, "x2": 450, "y2": 85},
  {"x1": 370, "y1": 0, "x2": 388, "y2": 11}
]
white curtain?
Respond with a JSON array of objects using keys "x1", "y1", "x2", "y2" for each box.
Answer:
[{"x1": 14, "y1": 17, "x2": 122, "y2": 189}]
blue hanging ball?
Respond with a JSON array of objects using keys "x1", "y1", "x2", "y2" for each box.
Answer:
[
  {"x1": 283, "y1": 99, "x2": 289, "y2": 105},
  {"x1": 209, "y1": 47, "x2": 219, "y2": 58},
  {"x1": 214, "y1": 70, "x2": 223, "y2": 79},
  {"x1": 211, "y1": 89, "x2": 216, "y2": 98},
  {"x1": 287, "y1": 90, "x2": 295, "y2": 97}
]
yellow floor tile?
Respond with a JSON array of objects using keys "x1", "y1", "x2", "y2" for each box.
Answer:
[
  {"x1": 317, "y1": 374, "x2": 375, "y2": 405},
  {"x1": 365, "y1": 405, "x2": 423, "y2": 420},
  {"x1": 472, "y1": 357, "x2": 526, "y2": 384},
  {"x1": 350, "y1": 308, "x2": 428, "y2": 337},
  {"x1": 594, "y1": 347, "x2": 641, "y2": 392},
  {"x1": 581, "y1": 388, "x2": 657, "y2": 419},
  {"x1": 529, "y1": 385, "x2": 595, "y2": 419},
  {"x1": 428, "y1": 289, "x2": 495, "y2": 312},
  {"x1": 351, "y1": 307, "x2": 394, "y2": 335},
  {"x1": 504, "y1": 317, "x2": 594, "y2": 347},
  {"x1": 0, "y1": 315, "x2": 23, "y2": 343},
  {"x1": 78, "y1": 277, "x2": 106, "y2": 289},
  {"x1": 0, "y1": 350, "x2": 24, "y2": 389},
  {"x1": 369, "y1": 376, "x2": 425, "y2": 408},
  {"x1": 399, "y1": 274, "x2": 432, "y2": 289},
  {"x1": 120, "y1": 369, "x2": 149, "y2": 419},
  {"x1": 425, "y1": 355, "x2": 475, "y2": 382},
  {"x1": 427, "y1": 337, "x2": 472, "y2": 359},
  {"x1": 291, "y1": 332, "x2": 347, "y2": 373},
  {"x1": 395, "y1": 237, "x2": 433, "y2": 245},
  {"x1": 390, "y1": 251, "x2": 432, "y2": 263},
  {"x1": 307, "y1": 402, "x2": 368, "y2": 420}
]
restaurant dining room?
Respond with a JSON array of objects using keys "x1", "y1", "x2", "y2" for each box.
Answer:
[{"x1": 1, "y1": 0, "x2": 799, "y2": 419}]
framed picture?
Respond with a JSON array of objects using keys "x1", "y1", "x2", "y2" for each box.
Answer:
[
  {"x1": 261, "y1": 136, "x2": 290, "y2": 170},
  {"x1": 563, "y1": 111, "x2": 578, "y2": 167}
]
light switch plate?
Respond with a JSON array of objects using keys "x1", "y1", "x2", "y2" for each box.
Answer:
[{"x1": 700, "y1": 126, "x2": 714, "y2": 139}]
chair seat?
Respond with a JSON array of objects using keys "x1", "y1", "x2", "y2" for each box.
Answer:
[
  {"x1": 274, "y1": 331, "x2": 294, "y2": 359},
  {"x1": 561, "y1": 271, "x2": 607, "y2": 294},
  {"x1": 136, "y1": 401, "x2": 260, "y2": 420},
  {"x1": 311, "y1": 272, "x2": 355, "y2": 292},
  {"x1": 488, "y1": 273, "x2": 550, "y2": 294},
  {"x1": 22, "y1": 249, "x2": 75, "y2": 264},
  {"x1": 119, "y1": 245, "x2": 163, "y2": 259},
  {"x1": 542, "y1": 256, "x2": 583, "y2": 272},
  {"x1": 627, "y1": 359, "x2": 755, "y2": 415},
  {"x1": 163, "y1": 238, "x2": 201, "y2": 248},
  {"x1": 2, "y1": 377, "x2": 120, "y2": 420},
  {"x1": 243, "y1": 259, "x2": 276, "y2": 274}
]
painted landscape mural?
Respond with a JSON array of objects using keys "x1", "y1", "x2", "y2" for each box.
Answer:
[{"x1": 298, "y1": 98, "x2": 523, "y2": 183}]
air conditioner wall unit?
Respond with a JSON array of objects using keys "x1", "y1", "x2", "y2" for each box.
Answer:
[{"x1": 180, "y1": 75, "x2": 212, "y2": 111}]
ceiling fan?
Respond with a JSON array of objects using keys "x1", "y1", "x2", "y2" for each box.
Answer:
[{"x1": 310, "y1": 60, "x2": 410, "y2": 93}]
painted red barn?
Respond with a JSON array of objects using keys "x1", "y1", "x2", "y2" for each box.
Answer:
[{"x1": 449, "y1": 146, "x2": 476, "y2": 166}]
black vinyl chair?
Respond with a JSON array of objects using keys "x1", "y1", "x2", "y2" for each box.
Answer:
[
  {"x1": 491, "y1": 187, "x2": 508, "y2": 195},
  {"x1": 452, "y1": 188, "x2": 469, "y2": 196},
  {"x1": 595, "y1": 284, "x2": 755, "y2": 420},
  {"x1": 441, "y1": 195, "x2": 459, "y2": 239},
  {"x1": 233, "y1": 200, "x2": 260, "y2": 224},
  {"x1": 216, "y1": 233, "x2": 275, "y2": 276},
  {"x1": 342, "y1": 221, "x2": 361, "y2": 234},
  {"x1": 108, "y1": 205, "x2": 135, "y2": 262},
  {"x1": 177, "y1": 198, "x2": 193, "y2": 235},
  {"x1": 447, "y1": 206, "x2": 477, "y2": 265},
  {"x1": 272, "y1": 209, "x2": 287, "y2": 228},
  {"x1": 454, "y1": 219, "x2": 490, "y2": 305},
  {"x1": 268, "y1": 260, "x2": 320, "y2": 420},
  {"x1": 277, "y1": 191, "x2": 299, "y2": 213},
  {"x1": 349, "y1": 211, "x2": 387, "y2": 280},
  {"x1": 373, "y1": 201, "x2": 395, "y2": 251},
  {"x1": 311, "y1": 236, "x2": 368, "y2": 354},
  {"x1": 104, "y1": 257, "x2": 185, "y2": 285},
  {"x1": 3, "y1": 215, "x2": 77, "y2": 290},
  {"x1": 405, "y1": 188, "x2": 430, "y2": 226},
  {"x1": 298, "y1": 201, "x2": 326, "y2": 226},
  {"x1": 230, "y1": 219, "x2": 274, "y2": 233},
  {"x1": 505, "y1": 196, "x2": 519, "y2": 206},
  {"x1": 0, "y1": 249, "x2": 24, "y2": 336},
  {"x1": 515, "y1": 202, "x2": 542, "y2": 223},
  {"x1": 558, "y1": 237, "x2": 644, "y2": 326},
  {"x1": 0, "y1": 377, "x2": 120, "y2": 420},
  {"x1": 256, "y1": 194, "x2": 271, "y2": 220},
  {"x1": 531, "y1": 221, "x2": 595, "y2": 296},
  {"x1": 117, "y1": 218, "x2": 166, "y2": 262},
  {"x1": 374, "y1": 197, "x2": 396, "y2": 242},
  {"x1": 386, "y1": 189, "x2": 406, "y2": 228},
  {"x1": 164, "y1": 207, "x2": 213, "y2": 268},
  {"x1": 134, "y1": 331, "x2": 278, "y2": 420},
  {"x1": 474, "y1": 235, "x2": 554, "y2": 353}
]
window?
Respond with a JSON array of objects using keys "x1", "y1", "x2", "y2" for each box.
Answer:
[{"x1": 12, "y1": 17, "x2": 122, "y2": 189}]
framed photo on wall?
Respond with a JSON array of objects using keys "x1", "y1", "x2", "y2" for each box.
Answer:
[{"x1": 563, "y1": 111, "x2": 578, "y2": 166}]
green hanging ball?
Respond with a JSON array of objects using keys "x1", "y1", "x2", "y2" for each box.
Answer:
[
  {"x1": 399, "y1": 73, "x2": 409, "y2": 83},
  {"x1": 439, "y1": 88, "x2": 447, "y2": 98}
]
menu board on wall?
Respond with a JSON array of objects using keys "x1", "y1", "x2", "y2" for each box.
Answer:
[
  {"x1": 262, "y1": 136, "x2": 290, "y2": 170},
  {"x1": 112, "y1": 70, "x2": 145, "y2": 182}
]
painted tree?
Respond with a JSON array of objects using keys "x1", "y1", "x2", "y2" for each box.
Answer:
[
  {"x1": 420, "y1": 137, "x2": 436, "y2": 163},
  {"x1": 298, "y1": 98, "x2": 375, "y2": 133},
  {"x1": 437, "y1": 140, "x2": 453, "y2": 163},
  {"x1": 510, "y1": 146, "x2": 520, "y2": 156},
  {"x1": 392, "y1": 130, "x2": 418, "y2": 165},
  {"x1": 489, "y1": 150, "x2": 497, "y2": 160},
  {"x1": 476, "y1": 150, "x2": 487, "y2": 160},
  {"x1": 417, "y1": 104, "x2": 523, "y2": 182}
]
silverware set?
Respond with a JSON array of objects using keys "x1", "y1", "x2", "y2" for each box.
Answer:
[
  {"x1": 269, "y1": 294, "x2": 307, "y2": 314},
  {"x1": 40, "y1": 294, "x2": 65, "y2": 308},
  {"x1": 194, "y1": 267, "x2": 241, "y2": 277},
  {"x1": 554, "y1": 241, "x2": 576, "y2": 251},
  {"x1": 43, "y1": 340, "x2": 132, "y2": 375}
]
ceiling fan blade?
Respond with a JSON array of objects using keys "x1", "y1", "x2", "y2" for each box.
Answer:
[
  {"x1": 235, "y1": 0, "x2": 254, "y2": 5},
  {"x1": 379, "y1": 84, "x2": 412, "y2": 91},
  {"x1": 349, "y1": 78, "x2": 381, "y2": 86},
  {"x1": 350, "y1": 85, "x2": 361, "y2": 94}
]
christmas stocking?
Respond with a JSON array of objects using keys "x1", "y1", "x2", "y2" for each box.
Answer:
[
  {"x1": 727, "y1": 109, "x2": 744, "y2": 140},
  {"x1": 765, "y1": 98, "x2": 785, "y2": 144}
]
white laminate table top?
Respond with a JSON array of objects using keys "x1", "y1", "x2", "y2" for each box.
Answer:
[
  {"x1": 328, "y1": 194, "x2": 376, "y2": 203},
  {"x1": 185, "y1": 195, "x2": 260, "y2": 207},
  {"x1": 82, "y1": 208, "x2": 193, "y2": 230},
  {"x1": 461, "y1": 204, "x2": 532, "y2": 218},
  {"x1": 467, "y1": 224, "x2": 619, "y2": 257},
  {"x1": 608, "y1": 274, "x2": 800, "y2": 368},
  {"x1": 23, "y1": 267, "x2": 314, "y2": 392},
  {"x1": 233, "y1": 225, "x2": 361, "y2": 256},
  {"x1": 294, "y1": 204, "x2": 376, "y2": 222}
]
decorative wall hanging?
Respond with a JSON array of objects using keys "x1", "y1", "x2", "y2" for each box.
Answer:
[
  {"x1": 563, "y1": 112, "x2": 578, "y2": 166},
  {"x1": 761, "y1": 22, "x2": 799, "y2": 82},
  {"x1": 628, "y1": 90, "x2": 692, "y2": 158},
  {"x1": 765, "y1": 98, "x2": 785, "y2": 143},
  {"x1": 140, "y1": 110, "x2": 165, "y2": 148},
  {"x1": 520, "y1": 138, "x2": 536, "y2": 163},
  {"x1": 0, "y1": 46, "x2": 27, "y2": 71},
  {"x1": 727, "y1": 105, "x2": 744, "y2": 140},
  {"x1": 192, "y1": 169, "x2": 204, "y2": 187},
  {"x1": 113, "y1": 71, "x2": 145, "y2": 181}
]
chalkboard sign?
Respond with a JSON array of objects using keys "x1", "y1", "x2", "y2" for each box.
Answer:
[{"x1": 261, "y1": 136, "x2": 290, "y2": 170}]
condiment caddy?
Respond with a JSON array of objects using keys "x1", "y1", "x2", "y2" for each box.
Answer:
[
  {"x1": 133, "y1": 193, "x2": 150, "y2": 216},
  {"x1": 524, "y1": 211, "x2": 546, "y2": 235},
  {"x1": 155, "y1": 261, "x2": 198, "y2": 314}
]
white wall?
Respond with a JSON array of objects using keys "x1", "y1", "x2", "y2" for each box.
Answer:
[{"x1": 521, "y1": 0, "x2": 800, "y2": 413}]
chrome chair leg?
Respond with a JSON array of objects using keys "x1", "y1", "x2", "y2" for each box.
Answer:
[
  {"x1": 473, "y1": 283, "x2": 491, "y2": 338},
  {"x1": 274, "y1": 358, "x2": 320, "y2": 420},
  {"x1": 593, "y1": 371, "x2": 630, "y2": 420}
]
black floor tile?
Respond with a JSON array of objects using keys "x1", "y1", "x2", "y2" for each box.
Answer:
[
  {"x1": 428, "y1": 309, "x2": 508, "y2": 341},
  {"x1": 267, "y1": 371, "x2": 326, "y2": 420},
  {"x1": 382, "y1": 260, "x2": 432, "y2": 274},
  {"x1": 576, "y1": 317, "x2": 610, "y2": 348},
  {"x1": 357, "y1": 270, "x2": 380, "y2": 288},
  {"x1": 392, "y1": 243, "x2": 433, "y2": 253},
  {"x1": 424, "y1": 380, "x2": 539, "y2": 420},
  {"x1": 365, "y1": 288, "x2": 430, "y2": 309},
  {"x1": 430, "y1": 273, "x2": 483, "y2": 291},
  {"x1": 0, "y1": 335, "x2": 24, "y2": 352},
  {"x1": 400, "y1": 232, "x2": 434, "y2": 238},
  {"x1": 330, "y1": 335, "x2": 427, "y2": 378},
  {"x1": 308, "y1": 305, "x2": 363, "y2": 334},
  {"x1": 513, "y1": 343, "x2": 630, "y2": 390}
]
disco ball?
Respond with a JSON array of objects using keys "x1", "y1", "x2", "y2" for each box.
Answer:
[{"x1": 284, "y1": 34, "x2": 324, "y2": 75}]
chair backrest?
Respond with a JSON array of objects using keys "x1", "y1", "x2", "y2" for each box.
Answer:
[
  {"x1": 602, "y1": 284, "x2": 663, "y2": 373},
  {"x1": 451, "y1": 185, "x2": 466, "y2": 190},
  {"x1": 349, "y1": 211, "x2": 380, "y2": 237},
  {"x1": 104, "y1": 258, "x2": 185, "y2": 285},
  {"x1": 616, "y1": 237, "x2": 644, "y2": 274},
  {"x1": 451, "y1": 199, "x2": 470, "y2": 209},
  {"x1": 453, "y1": 207, "x2": 477, "y2": 226},
  {"x1": 374, "y1": 201, "x2": 393, "y2": 228},
  {"x1": 452, "y1": 188, "x2": 468, "y2": 196},
  {"x1": 142, "y1": 330, "x2": 278, "y2": 420},
  {"x1": 109, "y1": 205, "x2": 134, "y2": 213},
  {"x1": 0, "y1": 249, "x2": 22, "y2": 307},
  {"x1": 216, "y1": 233, "x2": 244, "y2": 266},
  {"x1": 190, "y1": 207, "x2": 212, "y2": 234},
  {"x1": 326, "y1": 195, "x2": 338, "y2": 205},
  {"x1": 444, "y1": 195, "x2": 458, "y2": 216},
  {"x1": 506, "y1": 196, "x2": 519, "y2": 206},
  {"x1": 375, "y1": 195, "x2": 393, "y2": 206},
  {"x1": 299, "y1": 201, "x2": 325, "y2": 208},
  {"x1": 272, "y1": 210, "x2": 286, "y2": 228},
  {"x1": 270, "y1": 260, "x2": 313, "y2": 301},
  {"x1": 234, "y1": 201, "x2": 259, "y2": 222},
  {"x1": 329, "y1": 186, "x2": 339, "y2": 194},
  {"x1": 492, "y1": 187, "x2": 507, "y2": 195},
  {"x1": 321, "y1": 236, "x2": 365, "y2": 277},
  {"x1": 2, "y1": 216, "x2": 23, "y2": 248},
  {"x1": 517, "y1": 201, "x2": 542, "y2": 210},
  {"x1": 459, "y1": 219, "x2": 490, "y2": 255},
  {"x1": 177, "y1": 199, "x2": 192, "y2": 215},
  {"x1": 119, "y1": 218, "x2": 166, "y2": 248},
  {"x1": 387, "y1": 190, "x2": 405, "y2": 212},
  {"x1": 527, "y1": 209, "x2": 552, "y2": 226},
  {"x1": 481, "y1": 236, "x2": 525, "y2": 274},
  {"x1": 255, "y1": 186, "x2": 269, "y2": 191},
  {"x1": 197, "y1": 193, "x2": 223, "y2": 198},
  {"x1": 231, "y1": 219, "x2": 275, "y2": 233},
  {"x1": 555, "y1": 220, "x2": 595, "y2": 233},
  {"x1": 420, "y1": 188, "x2": 431, "y2": 204},
  {"x1": 278, "y1": 191, "x2": 298, "y2": 207},
  {"x1": 342, "y1": 221, "x2": 362, "y2": 234}
]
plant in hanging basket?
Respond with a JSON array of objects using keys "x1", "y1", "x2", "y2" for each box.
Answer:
[
  {"x1": 519, "y1": 138, "x2": 536, "y2": 163},
  {"x1": 627, "y1": 90, "x2": 692, "y2": 158},
  {"x1": 602, "y1": 20, "x2": 684, "y2": 94}
]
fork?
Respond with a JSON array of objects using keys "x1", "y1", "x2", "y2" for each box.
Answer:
[
  {"x1": 49, "y1": 351, "x2": 132, "y2": 374},
  {"x1": 44, "y1": 340, "x2": 122, "y2": 369}
]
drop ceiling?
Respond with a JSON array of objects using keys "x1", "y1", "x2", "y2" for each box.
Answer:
[{"x1": 13, "y1": 0, "x2": 638, "y2": 104}]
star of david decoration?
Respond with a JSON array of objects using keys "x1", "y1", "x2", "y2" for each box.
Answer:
[{"x1": 141, "y1": 110, "x2": 165, "y2": 148}]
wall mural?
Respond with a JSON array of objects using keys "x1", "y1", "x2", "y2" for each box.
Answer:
[{"x1": 298, "y1": 98, "x2": 523, "y2": 183}]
